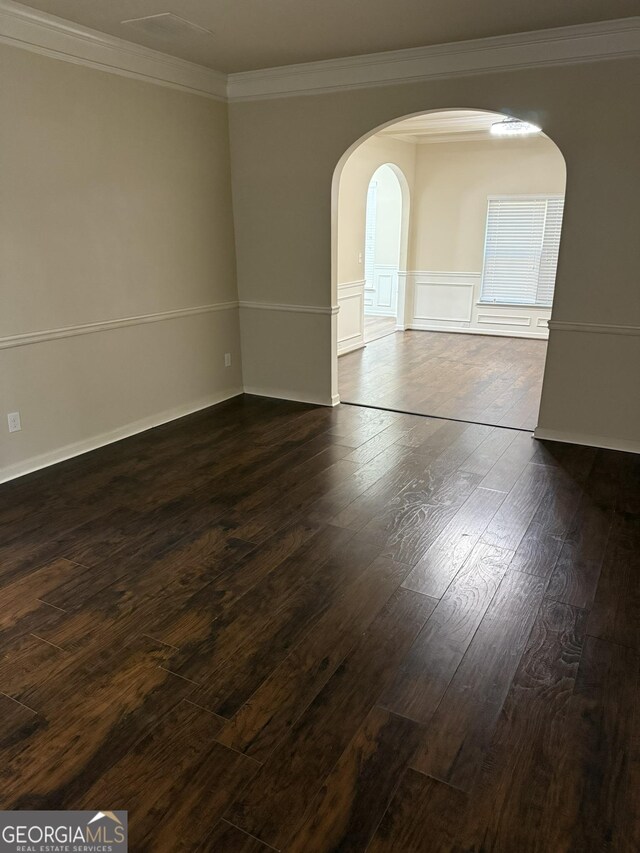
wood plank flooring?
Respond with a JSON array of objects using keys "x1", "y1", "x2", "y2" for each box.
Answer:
[
  {"x1": 339, "y1": 329, "x2": 547, "y2": 430},
  {"x1": 364, "y1": 315, "x2": 396, "y2": 343},
  {"x1": 1, "y1": 394, "x2": 638, "y2": 852}
]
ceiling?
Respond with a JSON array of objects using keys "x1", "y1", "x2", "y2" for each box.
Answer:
[
  {"x1": 18, "y1": 0, "x2": 638, "y2": 73},
  {"x1": 377, "y1": 110, "x2": 546, "y2": 144}
]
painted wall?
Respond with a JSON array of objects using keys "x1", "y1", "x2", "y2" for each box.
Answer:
[
  {"x1": 405, "y1": 134, "x2": 566, "y2": 337},
  {"x1": 335, "y1": 136, "x2": 414, "y2": 352},
  {"x1": 410, "y1": 136, "x2": 565, "y2": 271},
  {"x1": 0, "y1": 43, "x2": 242, "y2": 480},
  {"x1": 337, "y1": 132, "x2": 566, "y2": 341},
  {"x1": 337, "y1": 135, "x2": 415, "y2": 286},
  {"x1": 229, "y1": 58, "x2": 640, "y2": 448}
]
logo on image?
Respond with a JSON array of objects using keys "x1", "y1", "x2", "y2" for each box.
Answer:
[{"x1": 0, "y1": 810, "x2": 128, "y2": 852}]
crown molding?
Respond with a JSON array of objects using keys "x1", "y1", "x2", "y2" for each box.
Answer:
[
  {"x1": 0, "y1": 3, "x2": 637, "y2": 103},
  {"x1": 227, "y1": 17, "x2": 640, "y2": 101},
  {"x1": 0, "y1": 0, "x2": 227, "y2": 100}
]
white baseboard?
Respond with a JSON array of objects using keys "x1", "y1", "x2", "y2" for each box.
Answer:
[
  {"x1": 243, "y1": 386, "x2": 336, "y2": 407},
  {"x1": 0, "y1": 388, "x2": 243, "y2": 484},
  {"x1": 407, "y1": 323, "x2": 548, "y2": 340},
  {"x1": 338, "y1": 341, "x2": 366, "y2": 356},
  {"x1": 534, "y1": 427, "x2": 640, "y2": 454}
]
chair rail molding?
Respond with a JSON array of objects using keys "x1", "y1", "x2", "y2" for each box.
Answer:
[
  {"x1": 239, "y1": 301, "x2": 337, "y2": 315},
  {"x1": 0, "y1": 2, "x2": 637, "y2": 102},
  {"x1": 0, "y1": 302, "x2": 239, "y2": 350},
  {"x1": 547, "y1": 320, "x2": 640, "y2": 336}
]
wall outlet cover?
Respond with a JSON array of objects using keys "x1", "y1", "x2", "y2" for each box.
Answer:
[{"x1": 8, "y1": 412, "x2": 22, "y2": 433}]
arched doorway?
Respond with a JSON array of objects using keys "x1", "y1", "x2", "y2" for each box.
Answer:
[
  {"x1": 363, "y1": 163, "x2": 408, "y2": 342},
  {"x1": 333, "y1": 108, "x2": 567, "y2": 431}
]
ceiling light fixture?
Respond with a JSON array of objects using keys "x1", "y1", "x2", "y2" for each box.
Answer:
[{"x1": 490, "y1": 118, "x2": 541, "y2": 137}]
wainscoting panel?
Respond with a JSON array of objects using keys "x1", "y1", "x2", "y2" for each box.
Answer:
[
  {"x1": 406, "y1": 271, "x2": 551, "y2": 339},
  {"x1": 477, "y1": 313, "x2": 531, "y2": 327},
  {"x1": 414, "y1": 276, "x2": 474, "y2": 323},
  {"x1": 337, "y1": 280, "x2": 365, "y2": 354},
  {"x1": 364, "y1": 265, "x2": 398, "y2": 317}
]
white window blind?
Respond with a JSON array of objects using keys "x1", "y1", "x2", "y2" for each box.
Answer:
[
  {"x1": 364, "y1": 180, "x2": 378, "y2": 289},
  {"x1": 480, "y1": 195, "x2": 564, "y2": 307}
]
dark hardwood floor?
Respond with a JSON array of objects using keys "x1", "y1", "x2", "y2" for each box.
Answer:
[
  {"x1": 339, "y1": 330, "x2": 547, "y2": 430},
  {"x1": 1, "y1": 394, "x2": 638, "y2": 852}
]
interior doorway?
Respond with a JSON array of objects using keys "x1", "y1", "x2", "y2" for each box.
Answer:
[
  {"x1": 334, "y1": 109, "x2": 567, "y2": 431},
  {"x1": 363, "y1": 164, "x2": 403, "y2": 342}
]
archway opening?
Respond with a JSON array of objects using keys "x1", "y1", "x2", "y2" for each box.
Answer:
[
  {"x1": 363, "y1": 164, "x2": 405, "y2": 343},
  {"x1": 333, "y1": 108, "x2": 567, "y2": 432}
]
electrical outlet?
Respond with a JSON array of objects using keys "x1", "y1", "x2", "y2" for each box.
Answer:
[
  {"x1": 358, "y1": 252, "x2": 363, "y2": 264},
  {"x1": 224, "y1": 353, "x2": 232, "y2": 367},
  {"x1": 7, "y1": 411, "x2": 21, "y2": 433}
]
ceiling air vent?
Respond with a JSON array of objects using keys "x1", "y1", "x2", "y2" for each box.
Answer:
[{"x1": 120, "y1": 13, "x2": 214, "y2": 41}]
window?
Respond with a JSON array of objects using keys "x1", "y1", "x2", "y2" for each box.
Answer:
[
  {"x1": 480, "y1": 195, "x2": 564, "y2": 307},
  {"x1": 364, "y1": 179, "x2": 378, "y2": 289}
]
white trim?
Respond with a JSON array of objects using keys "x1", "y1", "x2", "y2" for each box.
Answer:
[
  {"x1": 412, "y1": 270, "x2": 481, "y2": 279},
  {"x1": 0, "y1": 302, "x2": 239, "y2": 350},
  {"x1": 227, "y1": 18, "x2": 640, "y2": 101},
  {"x1": 548, "y1": 320, "x2": 640, "y2": 336},
  {"x1": 243, "y1": 386, "x2": 336, "y2": 406},
  {"x1": 411, "y1": 271, "x2": 479, "y2": 325},
  {"x1": 0, "y1": 0, "x2": 227, "y2": 100},
  {"x1": 0, "y1": 389, "x2": 243, "y2": 484},
  {"x1": 533, "y1": 427, "x2": 640, "y2": 455},
  {"x1": 406, "y1": 323, "x2": 548, "y2": 340},
  {"x1": 239, "y1": 301, "x2": 336, "y2": 315},
  {"x1": 0, "y1": 4, "x2": 637, "y2": 103},
  {"x1": 477, "y1": 314, "x2": 532, "y2": 327},
  {"x1": 338, "y1": 280, "x2": 366, "y2": 290},
  {"x1": 337, "y1": 341, "x2": 366, "y2": 356},
  {"x1": 337, "y1": 279, "x2": 365, "y2": 354}
]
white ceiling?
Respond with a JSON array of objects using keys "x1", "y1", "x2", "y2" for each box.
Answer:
[
  {"x1": 18, "y1": 0, "x2": 639, "y2": 73},
  {"x1": 377, "y1": 110, "x2": 542, "y2": 144}
]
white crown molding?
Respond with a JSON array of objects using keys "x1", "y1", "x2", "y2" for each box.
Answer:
[
  {"x1": 239, "y1": 301, "x2": 337, "y2": 315},
  {"x1": 0, "y1": 0, "x2": 227, "y2": 99},
  {"x1": 0, "y1": 301, "x2": 239, "y2": 350},
  {"x1": 548, "y1": 320, "x2": 640, "y2": 336},
  {"x1": 227, "y1": 18, "x2": 640, "y2": 101},
  {"x1": 0, "y1": 3, "x2": 637, "y2": 103}
]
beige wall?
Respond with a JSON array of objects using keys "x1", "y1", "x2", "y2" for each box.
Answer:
[
  {"x1": 409, "y1": 136, "x2": 565, "y2": 271},
  {"x1": 337, "y1": 135, "x2": 415, "y2": 284},
  {"x1": 336, "y1": 131, "x2": 566, "y2": 339},
  {"x1": 229, "y1": 58, "x2": 640, "y2": 448},
  {"x1": 0, "y1": 44, "x2": 242, "y2": 480}
]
